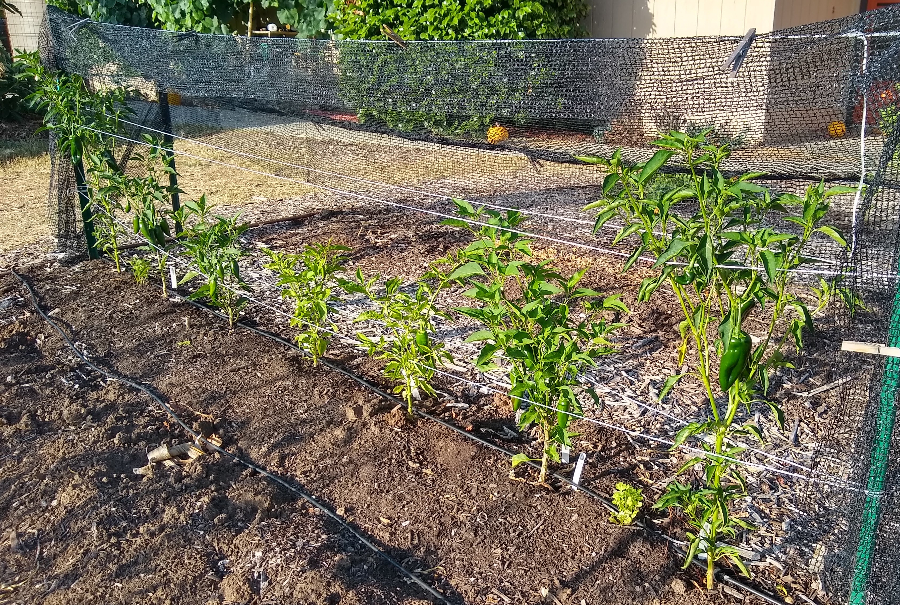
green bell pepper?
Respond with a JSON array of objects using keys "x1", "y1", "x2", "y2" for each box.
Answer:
[{"x1": 719, "y1": 330, "x2": 751, "y2": 392}]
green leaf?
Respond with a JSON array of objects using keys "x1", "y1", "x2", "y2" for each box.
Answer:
[
  {"x1": 638, "y1": 150, "x2": 674, "y2": 184},
  {"x1": 465, "y1": 329, "x2": 495, "y2": 343},
  {"x1": 815, "y1": 226, "x2": 847, "y2": 248},
  {"x1": 652, "y1": 238, "x2": 690, "y2": 269},
  {"x1": 574, "y1": 155, "x2": 606, "y2": 165},
  {"x1": 448, "y1": 262, "x2": 484, "y2": 281},
  {"x1": 510, "y1": 452, "x2": 532, "y2": 468},
  {"x1": 658, "y1": 373, "x2": 685, "y2": 401},
  {"x1": 759, "y1": 250, "x2": 780, "y2": 282},
  {"x1": 672, "y1": 422, "x2": 703, "y2": 448},
  {"x1": 602, "y1": 172, "x2": 620, "y2": 194}
]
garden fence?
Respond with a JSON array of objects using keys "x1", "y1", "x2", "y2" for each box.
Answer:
[{"x1": 40, "y1": 5, "x2": 900, "y2": 603}]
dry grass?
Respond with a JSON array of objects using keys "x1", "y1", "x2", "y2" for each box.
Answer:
[
  {"x1": 0, "y1": 150, "x2": 52, "y2": 254},
  {"x1": 173, "y1": 140, "x2": 317, "y2": 206}
]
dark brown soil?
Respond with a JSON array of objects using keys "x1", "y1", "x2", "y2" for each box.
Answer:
[{"x1": 0, "y1": 259, "x2": 741, "y2": 605}]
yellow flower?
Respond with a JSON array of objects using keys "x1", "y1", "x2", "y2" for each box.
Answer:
[
  {"x1": 827, "y1": 121, "x2": 846, "y2": 138},
  {"x1": 487, "y1": 124, "x2": 509, "y2": 144}
]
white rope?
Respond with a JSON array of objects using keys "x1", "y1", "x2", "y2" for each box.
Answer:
[
  {"x1": 85, "y1": 126, "x2": 868, "y2": 280},
  {"x1": 98, "y1": 206, "x2": 880, "y2": 495},
  {"x1": 850, "y1": 34, "x2": 869, "y2": 259}
]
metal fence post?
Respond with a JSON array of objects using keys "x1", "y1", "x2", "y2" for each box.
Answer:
[
  {"x1": 157, "y1": 88, "x2": 181, "y2": 232},
  {"x1": 72, "y1": 149, "x2": 99, "y2": 259}
]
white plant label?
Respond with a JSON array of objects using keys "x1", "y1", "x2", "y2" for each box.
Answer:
[
  {"x1": 561, "y1": 445, "x2": 570, "y2": 464},
  {"x1": 515, "y1": 409, "x2": 523, "y2": 425},
  {"x1": 169, "y1": 265, "x2": 177, "y2": 289},
  {"x1": 571, "y1": 452, "x2": 587, "y2": 490}
]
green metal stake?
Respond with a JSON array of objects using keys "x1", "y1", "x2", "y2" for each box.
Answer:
[
  {"x1": 72, "y1": 151, "x2": 99, "y2": 260},
  {"x1": 848, "y1": 272, "x2": 900, "y2": 603}
]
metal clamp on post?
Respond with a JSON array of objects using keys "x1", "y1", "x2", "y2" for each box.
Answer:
[{"x1": 721, "y1": 28, "x2": 756, "y2": 78}]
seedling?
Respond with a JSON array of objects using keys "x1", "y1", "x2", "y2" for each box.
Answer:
[
  {"x1": 344, "y1": 271, "x2": 451, "y2": 415},
  {"x1": 264, "y1": 241, "x2": 350, "y2": 363},
  {"x1": 133, "y1": 194, "x2": 173, "y2": 296},
  {"x1": 177, "y1": 196, "x2": 250, "y2": 326},
  {"x1": 610, "y1": 482, "x2": 643, "y2": 525},
  {"x1": 128, "y1": 256, "x2": 150, "y2": 285},
  {"x1": 441, "y1": 200, "x2": 626, "y2": 483},
  {"x1": 580, "y1": 130, "x2": 852, "y2": 587}
]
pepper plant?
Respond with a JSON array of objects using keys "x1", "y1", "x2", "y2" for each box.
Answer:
[
  {"x1": 578, "y1": 130, "x2": 853, "y2": 587},
  {"x1": 440, "y1": 200, "x2": 626, "y2": 483},
  {"x1": 21, "y1": 53, "x2": 130, "y2": 168},
  {"x1": 343, "y1": 271, "x2": 451, "y2": 415},
  {"x1": 86, "y1": 150, "x2": 130, "y2": 271},
  {"x1": 176, "y1": 196, "x2": 250, "y2": 326},
  {"x1": 264, "y1": 241, "x2": 350, "y2": 363}
]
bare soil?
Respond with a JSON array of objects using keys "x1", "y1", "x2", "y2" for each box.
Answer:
[{"x1": 0, "y1": 259, "x2": 737, "y2": 604}]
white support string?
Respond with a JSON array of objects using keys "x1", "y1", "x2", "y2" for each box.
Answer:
[
  {"x1": 84, "y1": 126, "x2": 869, "y2": 280},
  {"x1": 849, "y1": 34, "x2": 869, "y2": 259},
  {"x1": 108, "y1": 115, "x2": 599, "y2": 228},
  {"x1": 97, "y1": 207, "x2": 881, "y2": 496}
]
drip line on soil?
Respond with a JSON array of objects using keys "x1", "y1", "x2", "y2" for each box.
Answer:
[
  {"x1": 84, "y1": 127, "x2": 863, "y2": 280},
  {"x1": 7, "y1": 268, "x2": 453, "y2": 605},
  {"x1": 100, "y1": 208, "x2": 871, "y2": 493}
]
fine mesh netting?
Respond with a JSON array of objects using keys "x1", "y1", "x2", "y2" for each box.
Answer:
[{"x1": 39, "y1": 5, "x2": 900, "y2": 603}]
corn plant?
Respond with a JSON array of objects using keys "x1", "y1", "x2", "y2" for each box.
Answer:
[
  {"x1": 176, "y1": 196, "x2": 250, "y2": 326},
  {"x1": 343, "y1": 271, "x2": 451, "y2": 415},
  {"x1": 579, "y1": 130, "x2": 853, "y2": 587},
  {"x1": 440, "y1": 200, "x2": 626, "y2": 483},
  {"x1": 263, "y1": 242, "x2": 350, "y2": 363}
]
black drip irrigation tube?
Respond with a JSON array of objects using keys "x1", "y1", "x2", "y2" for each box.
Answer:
[
  {"x1": 10, "y1": 267, "x2": 788, "y2": 605},
  {"x1": 8, "y1": 269, "x2": 451, "y2": 605}
]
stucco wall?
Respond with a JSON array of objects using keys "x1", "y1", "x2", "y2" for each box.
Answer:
[
  {"x1": 583, "y1": 0, "x2": 863, "y2": 38},
  {"x1": 5, "y1": 0, "x2": 45, "y2": 52}
]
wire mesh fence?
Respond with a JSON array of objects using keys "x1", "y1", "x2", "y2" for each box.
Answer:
[{"x1": 39, "y1": 4, "x2": 900, "y2": 603}]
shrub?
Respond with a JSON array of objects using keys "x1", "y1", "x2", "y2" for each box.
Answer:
[
  {"x1": 331, "y1": 0, "x2": 586, "y2": 40},
  {"x1": 0, "y1": 49, "x2": 38, "y2": 122}
]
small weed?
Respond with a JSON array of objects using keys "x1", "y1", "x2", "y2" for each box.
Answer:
[{"x1": 610, "y1": 482, "x2": 643, "y2": 525}]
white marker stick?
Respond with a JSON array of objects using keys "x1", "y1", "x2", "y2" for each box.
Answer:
[
  {"x1": 571, "y1": 452, "x2": 587, "y2": 490},
  {"x1": 561, "y1": 445, "x2": 570, "y2": 464},
  {"x1": 169, "y1": 265, "x2": 178, "y2": 289}
]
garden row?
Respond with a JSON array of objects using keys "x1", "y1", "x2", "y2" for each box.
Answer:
[{"x1": 28, "y1": 55, "x2": 860, "y2": 591}]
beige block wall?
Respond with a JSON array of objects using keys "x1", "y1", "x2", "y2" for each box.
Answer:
[
  {"x1": 5, "y1": 0, "x2": 45, "y2": 52},
  {"x1": 774, "y1": 0, "x2": 862, "y2": 29},
  {"x1": 583, "y1": 0, "x2": 862, "y2": 38}
]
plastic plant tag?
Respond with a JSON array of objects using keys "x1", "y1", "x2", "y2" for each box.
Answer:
[
  {"x1": 169, "y1": 265, "x2": 177, "y2": 289},
  {"x1": 561, "y1": 445, "x2": 570, "y2": 463},
  {"x1": 571, "y1": 452, "x2": 587, "y2": 490},
  {"x1": 515, "y1": 409, "x2": 523, "y2": 425}
]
